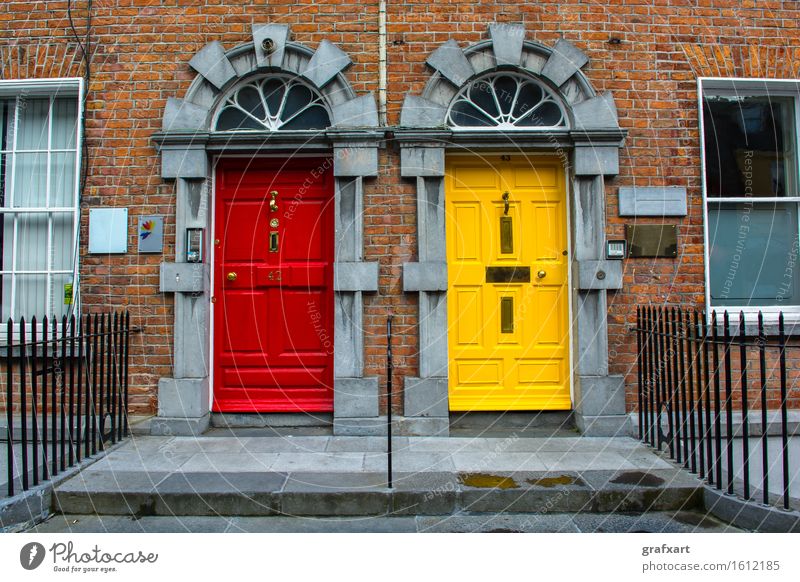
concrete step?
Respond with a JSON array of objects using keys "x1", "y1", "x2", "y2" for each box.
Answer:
[{"x1": 52, "y1": 468, "x2": 703, "y2": 517}]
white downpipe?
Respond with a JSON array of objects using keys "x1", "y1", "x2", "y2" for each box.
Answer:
[{"x1": 378, "y1": 0, "x2": 388, "y2": 126}]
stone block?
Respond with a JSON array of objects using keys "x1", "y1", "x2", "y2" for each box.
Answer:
[
  {"x1": 573, "y1": 260, "x2": 623, "y2": 291},
  {"x1": 304, "y1": 40, "x2": 351, "y2": 88},
  {"x1": 332, "y1": 94, "x2": 379, "y2": 127},
  {"x1": 618, "y1": 186, "x2": 688, "y2": 217},
  {"x1": 573, "y1": 145, "x2": 619, "y2": 176},
  {"x1": 574, "y1": 413, "x2": 630, "y2": 438},
  {"x1": 157, "y1": 377, "x2": 210, "y2": 419},
  {"x1": 402, "y1": 262, "x2": 448, "y2": 292},
  {"x1": 334, "y1": 262, "x2": 379, "y2": 292},
  {"x1": 540, "y1": 37, "x2": 589, "y2": 87},
  {"x1": 188, "y1": 41, "x2": 237, "y2": 91},
  {"x1": 574, "y1": 375, "x2": 625, "y2": 418},
  {"x1": 150, "y1": 415, "x2": 210, "y2": 437},
  {"x1": 400, "y1": 147, "x2": 445, "y2": 177},
  {"x1": 572, "y1": 93, "x2": 619, "y2": 130},
  {"x1": 162, "y1": 98, "x2": 210, "y2": 132},
  {"x1": 400, "y1": 95, "x2": 447, "y2": 127},
  {"x1": 489, "y1": 23, "x2": 525, "y2": 66},
  {"x1": 252, "y1": 23, "x2": 289, "y2": 68},
  {"x1": 334, "y1": 377, "x2": 379, "y2": 418},
  {"x1": 396, "y1": 416, "x2": 450, "y2": 437},
  {"x1": 403, "y1": 377, "x2": 449, "y2": 418},
  {"x1": 426, "y1": 40, "x2": 475, "y2": 87},
  {"x1": 159, "y1": 262, "x2": 206, "y2": 293},
  {"x1": 334, "y1": 146, "x2": 378, "y2": 176},
  {"x1": 160, "y1": 147, "x2": 208, "y2": 180}
]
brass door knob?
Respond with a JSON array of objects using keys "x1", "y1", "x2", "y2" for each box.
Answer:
[
  {"x1": 537, "y1": 270, "x2": 547, "y2": 279},
  {"x1": 269, "y1": 190, "x2": 278, "y2": 212},
  {"x1": 226, "y1": 272, "x2": 238, "y2": 281}
]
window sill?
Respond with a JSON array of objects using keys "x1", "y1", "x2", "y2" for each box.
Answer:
[{"x1": 708, "y1": 307, "x2": 800, "y2": 338}]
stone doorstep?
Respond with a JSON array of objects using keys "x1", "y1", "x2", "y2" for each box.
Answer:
[{"x1": 51, "y1": 468, "x2": 703, "y2": 517}]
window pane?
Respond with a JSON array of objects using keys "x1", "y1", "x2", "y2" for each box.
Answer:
[
  {"x1": 16, "y1": 98, "x2": 50, "y2": 150},
  {"x1": 13, "y1": 152, "x2": 47, "y2": 207},
  {"x1": 52, "y1": 213, "x2": 75, "y2": 271},
  {"x1": 1, "y1": 274, "x2": 11, "y2": 321},
  {"x1": 51, "y1": 98, "x2": 78, "y2": 149},
  {"x1": 708, "y1": 202, "x2": 800, "y2": 306},
  {"x1": 51, "y1": 152, "x2": 76, "y2": 207},
  {"x1": 704, "y1": 94, "x2": 797, "y2": 198},
  {"x1": 16, "y1": 214, "x2": 48, "y2": 270},
  {"x1": 15, "y1": 274, "x2": 47, "y2": 318},
  {"x1": 51, "y1": 273, "x2": 73, "y2": 318}
]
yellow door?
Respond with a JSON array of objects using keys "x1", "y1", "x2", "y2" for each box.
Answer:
[{"x1": 446, "y1": 154, "x2": 570, "y2": 411}]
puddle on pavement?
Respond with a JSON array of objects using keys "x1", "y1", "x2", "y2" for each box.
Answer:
[
  {"x1": 610, "y1": 471, "x2": 664, "y2": 487},
  {"x1": 526, "y1": 475, "x2": 583, "y2": 488},
  {"x1": 458, "y1": 473, "x2": 519, "y2": 489}
]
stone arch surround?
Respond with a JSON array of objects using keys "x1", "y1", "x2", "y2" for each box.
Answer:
[
  {"x1": 151, "y1": 24, "x2": 382, "y2": 436},
  {"x1": 397, "y1": 24, "x2": 629, "y2": 436}
]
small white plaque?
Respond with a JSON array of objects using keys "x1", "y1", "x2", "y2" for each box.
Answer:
[{"x1": 89, "y1": 208, "x2": 129, "y2": 254}]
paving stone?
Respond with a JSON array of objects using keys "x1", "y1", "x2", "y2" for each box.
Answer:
[
  {"x1": 242, "y1": 436, "x2": 331, "y2": 453},
  {"x1": 325, "y1": 436, "x2": 403, "y2": 453},
  {"x1": 451, "y1": 452, "x2": 548, "y2": 472},
  {"x1": 230, "y1": 515, "x2": 418, "y2": 533},
  {"x1": 416, "y1": 513, "x2": 580, "y2": 533},
  {"x1": 153, "y1": 472, "x2": 285, "y2": 516},
  {"x1": 571, "y1": 511, "x2": 740, "y2": 533},
  {"x1": 281, "y1": 472, "x2": 389, "y2": 516},
  {"x1": 364, "y1": 452, "x2": 455, "y2": 473},
  {"x1": 178, "y1": 453, "x2": 279, "y2": 473},
  {"x1": 270, "y1": 452, "x2": 365, "y2": 472},
  {"x1": 538, "y1": 451, "x2": 636, "y2": 471},
  {"x1": 457, "y1": 471, "x2": 594, "y2": 514},
  {"x1": 390, "y1": 472, "x2": 459, "y2": 516},
  {"x1": 159, "y1": 436, "x2": 248, "y2": 455},
  {"x1": 88, "y1": 452, "x2": 194, "y2": 473}
]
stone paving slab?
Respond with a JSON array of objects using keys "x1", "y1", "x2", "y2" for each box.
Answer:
[
  {"x1": 29, "y1": 511, "x2": 741, "y2": 533},
  {"x1": 49, "y1": 434, "x2": 706, "y2": 518}
]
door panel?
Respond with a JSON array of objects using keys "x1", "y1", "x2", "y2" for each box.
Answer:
[
  {"x1": 446, "y1": 155, "x2": 570, "y2": 411},
  {"x1": 213, "y1": 157, "x2": 334, "y2": 413}
]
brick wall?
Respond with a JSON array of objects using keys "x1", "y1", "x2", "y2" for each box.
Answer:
[{"x1": 1, "y1": 0, "x2": 799, "y2": 416}]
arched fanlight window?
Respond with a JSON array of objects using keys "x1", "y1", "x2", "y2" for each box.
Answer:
[
  {"x1": 447, "y1": 71, "x2": 568, "y2": 130},
  {"x1": 214, "y1": 75, "x2": 331, "y2": 131}
]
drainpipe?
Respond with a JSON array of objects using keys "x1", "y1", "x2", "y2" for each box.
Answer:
[{"x1": 378, "y1": 0, "x2": 388, "y2": 126}]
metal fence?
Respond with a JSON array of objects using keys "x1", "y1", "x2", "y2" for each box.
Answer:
[
  {"x1": 3, "y1": 312, "x2": 130, "y2": 497},
  {"x1": 634, "y1": 306, "x2": 795, "y2": 510}
]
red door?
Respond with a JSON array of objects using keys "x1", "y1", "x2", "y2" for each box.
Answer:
[{"x1": 213, "y1": 157, "x2": 334, "y2": 412}]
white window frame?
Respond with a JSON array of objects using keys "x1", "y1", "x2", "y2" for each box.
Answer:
[
  {"x1": 0, "y1": 77, "x2": 84, "y2": 339},
  {"x1": 699, "y1": 77, "x2": 800, "y2": 326}
]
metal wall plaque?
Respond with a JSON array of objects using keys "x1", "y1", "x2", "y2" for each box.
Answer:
[
  {"x1": 500, "y1": 216, "x2": 513, "y2": 254},
  {"x1": 137, "y1": 215, "x2": 164, "y2": 253},
  {"x1": 625, "y1": 224, "x2": 678, "y2": 258},
  {"x1": 486, "y1": 266, "x2": 531, "y2": 283}
]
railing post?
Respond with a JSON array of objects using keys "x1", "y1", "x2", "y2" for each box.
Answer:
[
  {"x1": 684, "y1": 308, "x2": 697, "y2": 474},
  {"x1": 6, "y1": 318, "x2": 14, "y2": 497},
  {"x1": 636, "y1": 306, "x2": 643, "y2": 441},
  {"x1": 723, "y1": 311, "x2": 734, "y2": 495},
  {"x1": 738, "y1": 311, "x2": 750, "y2": 500},
  {"x1": 757, "y1": 312, "x2": 769, "y2": 506},
  {"x1": 711, "y1": 311, "x2": 722, "y2": 489},
  {"x1": 386, "y1": 315, "x2": 393, "y2": 490},
  {"x1": 778, "y1": 313, "x2": 790, "y2": 510}
]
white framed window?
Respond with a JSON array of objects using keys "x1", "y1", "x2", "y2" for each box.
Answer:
[
  {"x1": 0, "y1": 78, "x2": 83, "y2": 324},
  {"x1": 700, "y1": 77, "x2": 800, "y2": 321}
]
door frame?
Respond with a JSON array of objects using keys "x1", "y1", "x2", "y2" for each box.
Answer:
[
  {"x1": 208, "y1": 153, "x2": 337, "y2": 414},
  {"x1": 443, "y1": 151, "x2": 576, "y2": 411}
]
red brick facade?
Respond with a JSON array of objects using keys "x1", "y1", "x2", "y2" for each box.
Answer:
[{"x1": 2, "y1": 1, "x2": 800, "y2": 418}]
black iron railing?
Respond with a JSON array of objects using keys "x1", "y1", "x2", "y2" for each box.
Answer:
[
  {"x1": 635, "y1": 306, "x2": 795, "y2": 509},
  {"x1": 3, "y1": 312, "x2": 130, "y2": 497}
]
